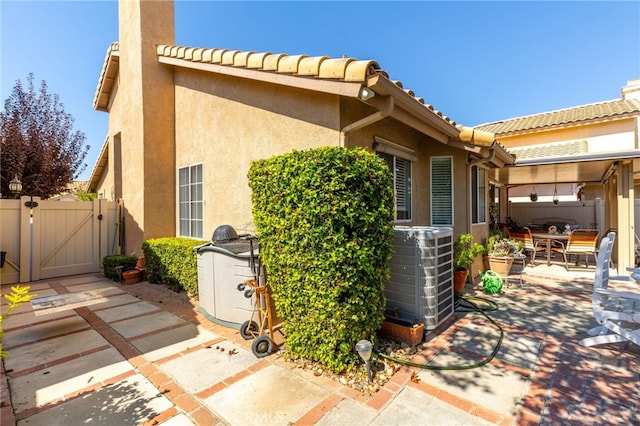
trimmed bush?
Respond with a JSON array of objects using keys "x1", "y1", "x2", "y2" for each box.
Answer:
[
  {"x1": 248, "y1": 147, "x2": 395, "y2": 373},
  {"x1": 102, "y1": 254, "x2": 137, "y2": 281},
  {"x1": 141, "y1": 237, "x2": 205, "y2": 295}
]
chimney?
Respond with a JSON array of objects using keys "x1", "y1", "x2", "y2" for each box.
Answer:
[
  {"x1": 622, "y1": 78, "x2": 640, "y2": 100},
  {"x1": 117, "y1": 0, "x2": 176, "y2": 252}
]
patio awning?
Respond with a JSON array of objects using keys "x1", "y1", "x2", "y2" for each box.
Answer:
[{"x1": 489, "y1": 150, "x2": 640, "y2": 186}]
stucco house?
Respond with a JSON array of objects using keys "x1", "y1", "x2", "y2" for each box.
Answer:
[
  {"x1": 87, "y1": 0, "x2": 513, "y2": 256},
  {"x1": 477, "y1": 79, "x2": 640, "y2": 271}
]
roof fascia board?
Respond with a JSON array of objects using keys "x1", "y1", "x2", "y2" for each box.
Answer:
[
  {"x1": 491, "y1": 144, "x2": 513, "y2": 167},
  {"x1": 94, "y1": 51, "x2": 120, "y2": 112},
  {"x1": 390, "y1": 108, "x2": 450, "y2": 144},
  {"x1": 158, "y1": 56, "x2": 363, "y2": 98},
  {"x1": 366, "y1": 74, "x2": 459, "y2": 138},
  {"x1": 515, "y1": 150, "x2": 640, "y2": 166},
  {"x1": 87, "y1": 137, "x2": 109, "y2": 192},
  {"x1": 448, "y1": 140, "x2": 513, "y2": 167}
]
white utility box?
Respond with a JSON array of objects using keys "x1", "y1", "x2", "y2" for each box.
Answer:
[{"x1": 195, "y1": 240, "x2": 261, "y2": 328}]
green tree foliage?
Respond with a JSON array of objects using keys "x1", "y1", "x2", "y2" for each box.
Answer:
[
  {"x1": 0, "y1": 73, "x2": 89, "y2": 199},
  {"x1": 248, "y1": 147, "x2": 395, "y2": 373},
  {"x1": 76, "y1": 189, "x2": 98, "y2": 201}
]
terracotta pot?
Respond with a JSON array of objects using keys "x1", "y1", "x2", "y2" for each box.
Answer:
[
  {"x1": 453, "y1": 268, "x2": 469, "y2": 295},
  {"x1": 136, "y1": 256, "x2": 146, "y2": 269},
  {"x1": 122, "y1": 269, "x2": 141, "y2": 285},
  {"x1": 488, "y1": 257, "x2": 514, "y2": 276}
]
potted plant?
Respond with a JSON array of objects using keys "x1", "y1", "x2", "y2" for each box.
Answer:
[
  {"x1": 453, "y1": 234, "x2": 485, "y2": 295},
  {"x1": 487, "y1": 237, "x2": 525, "y2": 276}
]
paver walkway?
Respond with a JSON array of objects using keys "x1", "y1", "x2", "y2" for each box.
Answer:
[{"x1": 1, "y1": 268, "x2": 639, "y2": 425}]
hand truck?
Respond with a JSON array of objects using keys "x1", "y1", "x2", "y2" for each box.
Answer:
[{"x1": 237, "y1": 237, "x2": 274, "y2": 358}]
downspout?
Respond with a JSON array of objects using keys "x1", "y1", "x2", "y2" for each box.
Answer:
[
  {"x1": 339, "y1": 95, "x2": 394, "y2": 147},
  {"x1": 457, "y1": 126, "x2": 498, "y2": 234},
  {"x1": 464, "y1": 147, "x2": 497, "y2": 281}
]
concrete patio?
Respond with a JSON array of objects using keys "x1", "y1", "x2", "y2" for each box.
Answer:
[{"x1": 1, "y1": 262, "x2": 638, "y2": 425}]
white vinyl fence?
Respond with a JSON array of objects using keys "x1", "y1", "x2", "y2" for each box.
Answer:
[
  {"x1": 509, "y1": 199, "x2": 604, "y2": 232},
  {"x1": 0, "y1": 197, "x2": 119, "y2": 284}
]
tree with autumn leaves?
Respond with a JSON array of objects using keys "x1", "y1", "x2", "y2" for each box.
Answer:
[{"x1": 1, "y1": 73, "x2": 89, "y2": 199}]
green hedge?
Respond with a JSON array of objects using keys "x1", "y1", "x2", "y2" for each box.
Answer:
[
  {"x1": 248, "y1": 147, "x2": 395, "y2": 373},
  {"x1": 141, "y1": 237, "x2": 205, "y2": 295},
  {"x1": 102, "y1": 255, "x2": 137, "y2": 281}
]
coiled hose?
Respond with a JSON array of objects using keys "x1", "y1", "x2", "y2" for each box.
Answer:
[{"x1": 376, "y1": 295, "x2": 504, "y2": 371}]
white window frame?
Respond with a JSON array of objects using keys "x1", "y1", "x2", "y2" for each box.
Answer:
[
  {"x1": 471, "y1": 165, "x2": 487, "y2": 224},
  {"x1": 374, "y1": 137, "x2": 414, "y2": 222},
  {"x1": 431, "y1": 156, "x2": 453, "y2": 226},
  {"x1": 178, "y1": 163, "x2": 203, "y2": 239}
]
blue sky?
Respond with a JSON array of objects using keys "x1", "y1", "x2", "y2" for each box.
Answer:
[{"x1": 2, "y1": 1, "x2": 639, "y2": 181}]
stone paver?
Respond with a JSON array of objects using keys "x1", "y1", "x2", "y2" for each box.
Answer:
[
  {"x1": 135, "y1": 324, "x2": 219, "y2": 362},
  {"x1": 159, "y1": 340, "x2": 257, "y2": 393},
  {"x1": 4, "y1": 328, "x2": 110, "y2": 373},
  {"x1": 15, "y1": 374, "x2": 172, "y2": 426},
  {"x1": 3, "y1": 314, "x2": 89, "y2": 348},
  {"x1": 9, "y1": 347, "x2": 132, "y2": 411},
  {"x1": 93, "y1": 300, "x2": 160, "y2": 323},
  {"x1": 372, "y1": 386, "x2": 492, "y2": 425},
  {"x1": 107, "y1": 311, "x2": 187, "y2": 338},
  {"x1": 202, "y1": 364, "x2": 331, "y2": 425}
]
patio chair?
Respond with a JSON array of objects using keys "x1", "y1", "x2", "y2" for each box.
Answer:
[
  {"x1": 551, "y1": 229, "x2": 600, "y2": 269},
  {"x1": 580, "y1": 232, "x2": 640, "y2": 348},
  {"x1": 509, "y1": 227, "x2": 545, "y2": 265},
  {"x1": 597, "y1": 228, "x2": 617, "y2": 269}
]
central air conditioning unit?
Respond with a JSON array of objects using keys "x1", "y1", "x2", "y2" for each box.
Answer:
[{"x1": 384, "y1": 226, "x2": 454, "y2": 336}]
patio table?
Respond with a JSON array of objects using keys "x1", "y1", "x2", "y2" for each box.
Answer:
[{"x1": 531, "y1": 232, "x2": 569, "y2": 266}]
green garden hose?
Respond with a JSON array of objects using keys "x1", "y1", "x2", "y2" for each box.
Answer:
[{"x1": 376, "y1": 295, "x2": 504, "y2": 371}]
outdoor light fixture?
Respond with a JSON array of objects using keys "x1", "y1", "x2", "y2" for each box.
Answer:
[
  {"x1": 24, "y1": 197, "x2": 39, "y2": 209},
  {"x1": 529, "y1": 185, "x2": 538, "y2": 202},
  {"x1": 358, "y1": 86, "x2": 375, "y2": 101},
  {"x1": 553, "y1": 184, "x2": 559, "y2": 205},
  {"x1": 355, "y1": 339, "x2": 373, "y2": 383},
  {"x1": 9, "y1": 174, "x2": 22, "y2": 196}
]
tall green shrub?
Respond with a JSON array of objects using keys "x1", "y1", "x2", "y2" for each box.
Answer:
[
  {"x1": 142, "y1": 237, "x2": 205, "y2": 295},
  {"x1": 248, "y1": 147, "x2": 395, "y2": 372}
]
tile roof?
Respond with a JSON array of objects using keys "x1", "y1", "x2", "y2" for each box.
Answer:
[
  {"x1": 156, "y1": 45, "x2": 382, "y2": 81},
  {"x1": 476, "y1": 98, "x2": 640, "y2": 135},
  {"x1": 94, "y1": 42, "x2": 458, "y2": 130},
  {"x1": 508, "y1": 140, "x2": 589, "y2": 161},
  {"x1": 93, "y1": 42, "x2": 120, "y2": 111},
  {"x1": 154, "y1": 44, "x2": 458, "y2": 129}
]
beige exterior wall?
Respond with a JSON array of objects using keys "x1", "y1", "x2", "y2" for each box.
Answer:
[
  {"x1": 173, "y1": 69, "x2": 342, "y2": 236},
  {"x1": 172, "y1": 69, "x2": 473, "y2": 238}
]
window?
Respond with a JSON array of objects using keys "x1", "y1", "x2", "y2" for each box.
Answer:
[
  {"x1": 378, "y1": 152, "x2": 412, "y2": 221},
  {"x1": 431, "y1": 156, "x2": 453, "y2": 226},
  {"x1": 471, "y1": 165, "x2": 486, "y2": 224},
  {"x1": 374, "y1": 138, "x2": 415, "y2": 221},
  {"x1": 178, "y1": 164, "x2": 203, "y2": 239}
]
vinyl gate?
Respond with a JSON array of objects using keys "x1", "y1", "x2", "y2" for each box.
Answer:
[{"x1": 0, "y1": 197, "x2": 119, "y2": 284}]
